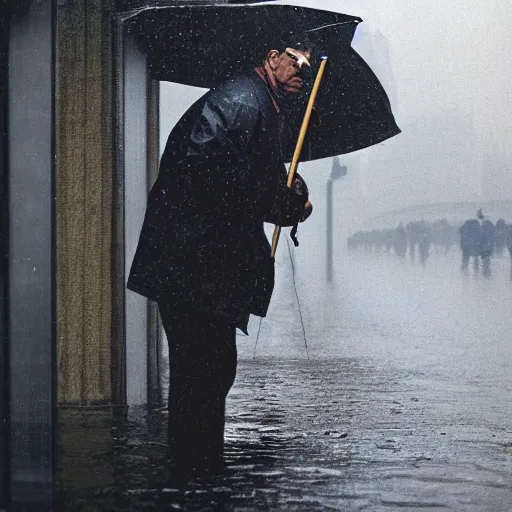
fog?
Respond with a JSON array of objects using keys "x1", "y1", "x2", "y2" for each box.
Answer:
[
  {"x1": 161, "y1": 0, "x2": 512, "y2": 228},
  {"x1": 156, "y1": 4, "x2": 512, "y2": 505},
  {"x1": 158, "y1": 0, "x2": 512, "y2": 349}
]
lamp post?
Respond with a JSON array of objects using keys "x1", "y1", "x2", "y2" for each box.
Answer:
[{"x1": 327, "y1": 157, "x2": 347, "y2": 282}]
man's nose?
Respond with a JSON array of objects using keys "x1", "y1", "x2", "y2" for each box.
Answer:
[{"x1": 297, "y1": 57, "x2": 311, "y2": 70}]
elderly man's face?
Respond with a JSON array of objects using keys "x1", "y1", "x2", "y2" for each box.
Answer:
[{"x1": 268, "y1": 47, "x2": 312, "y2": 95}]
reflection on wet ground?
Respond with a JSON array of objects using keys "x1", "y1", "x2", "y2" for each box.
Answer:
[
  {"x1": 56, "y1": 249, "x2": 512, "y2": 511},
  {"x1": 56, "y1": 357, "x2": 512, "y2": 511}
]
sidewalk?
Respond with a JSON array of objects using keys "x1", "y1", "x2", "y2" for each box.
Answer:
[
  {"x1": 56, "y1": 247, "x2": 512, "y2": 510},
  {"x1": 56, "y1": 354, "x2": 512, "y2": 511}
]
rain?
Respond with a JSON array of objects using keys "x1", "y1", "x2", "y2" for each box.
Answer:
[{"x1": 54, "y1": 0, "x2": 512, "y2": 510}]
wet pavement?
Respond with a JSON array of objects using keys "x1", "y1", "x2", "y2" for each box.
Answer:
[{"x1": 56, "y1": 236, "x2": 512, "y2": 511}]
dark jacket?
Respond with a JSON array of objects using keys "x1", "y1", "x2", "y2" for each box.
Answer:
[
  {"x1": 127, "y1": 72, "x2": 308, "y2": 326},
  {"x1": 459, "y1": 219, "x2": 481, "y2": 256},
  {"x1": 480, "y1": 220, "x2": 496, "y2": 257}
]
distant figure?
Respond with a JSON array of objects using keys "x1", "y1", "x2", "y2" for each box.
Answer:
[
  {"x1": 383, "y1": 228, "x2": 394, "y2": 253},
  {"x1": 433, "y1": 218, "x2": 456, "y2": 254},
  {"x1": 370, "y1": 229, "x2": 382, "y2": 252},
  {"x1": 495, "y1": 218, "x2": 507, "y2": 257},
  {"x1": 406, "y1": 221, "x2": 418, "y2": 263},
  {"x1": 506, "y1": 224, "x2": 512, "y2": 280},
  {"x1": 417, "y1": 220, "x2": 433, "y2": 266},
  {"x1": 459, "y1": 218, "x2": 481, "y2": 273},
  {"x1": 480, "y1": 218, "x2": 496, "y2": 277},
  {"x1": 448, "y1": 223, "x2": 459, "y2": 252},
  {"x1": 393, "y1": 223, "x2": 407, "y2": 259}
]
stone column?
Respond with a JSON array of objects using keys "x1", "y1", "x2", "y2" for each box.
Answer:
[{"x1": 56, "y1": 0, "x2": 115, "y2": 404}]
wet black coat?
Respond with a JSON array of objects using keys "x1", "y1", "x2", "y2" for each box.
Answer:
[{"x1": 127, "y1": 72, "x2": 308, "y2": 325}]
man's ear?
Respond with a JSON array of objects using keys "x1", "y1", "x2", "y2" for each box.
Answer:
[{"x1": 266, "y1": 49, "x2": 280, "y2": 69}]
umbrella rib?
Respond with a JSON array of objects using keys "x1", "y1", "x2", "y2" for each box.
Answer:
[{"x1": 306, "y1": 20, "x2": 360, "y2": 33}]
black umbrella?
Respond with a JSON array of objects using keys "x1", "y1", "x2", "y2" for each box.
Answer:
[{"x1": 133, "y1": 3, "x2": 400, "y2": 160}]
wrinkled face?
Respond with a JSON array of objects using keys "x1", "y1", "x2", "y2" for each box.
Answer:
[{"x1": 268, "y1": 47, "x2": 312, "y2": 94}]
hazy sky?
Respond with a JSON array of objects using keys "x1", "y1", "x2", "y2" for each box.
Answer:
[
  {"x1": 160, "y1": 0, "x2": 512, "y2": 218},
  {"x1": 279, "y1": 0, "x2": 512, "y2": 144}
]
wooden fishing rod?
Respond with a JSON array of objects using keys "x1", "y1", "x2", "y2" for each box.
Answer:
[{"x1": 271, "y1": 56, "x2": 329, "y2": 258}]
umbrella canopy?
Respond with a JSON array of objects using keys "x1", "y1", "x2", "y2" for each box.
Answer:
[{"x1": 133, "y1": 3, "x2": 400, "y2": 161}]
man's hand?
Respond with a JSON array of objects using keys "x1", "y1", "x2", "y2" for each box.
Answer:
[
  {"x1": 291, "y1": 176, "x2": 312, "y2": 223},
  {"x1": 299, "y1": 200, "x2": 313, "y2": 222},
  {"x1": 292, "y1": 176, "x2": 307, "y2": 197}
]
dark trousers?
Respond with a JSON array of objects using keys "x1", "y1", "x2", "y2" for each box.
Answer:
[
  {"x1": 461, "y1": 251, "x2": 479, "y2": 272},
  {"x1": 158, "y1": 303, "x2": 237, "y2": 469},
  {"x1": 481, "y1": 253, "x2": 492, "y2": 276}
]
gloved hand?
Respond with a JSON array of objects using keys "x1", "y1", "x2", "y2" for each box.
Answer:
[
  {"x1": 299, "y1": 200, "x2": 313, "y2": 222},
  {"x1": 291, "y1": 174, "x2": 309, "y2": 201},
  {"x1": 292, "y1": 175, "x2": 312, "y2": 222}
]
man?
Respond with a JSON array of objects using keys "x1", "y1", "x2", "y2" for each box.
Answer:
[
  {"x1": 480, "y1": 217, "x2": 496, "y2": 277},
  {"x1": 495, "y1": 218, "x2": 507, "y2": 257},
  {"x1": 506, "y1": 223, "x2": 512, "y2": 280},
  {"x1": 127, "y1": 42, "x2": 314, "y2": 474},
  {"x1": 393, "y1": 223, "x2": 407, "y2": 259},
  {"x1": 459, "y1": 217, "x2": 481, "y2": 273},
  {"x1": 416, "y1": 220, "x2": 433, "y2": 267}
]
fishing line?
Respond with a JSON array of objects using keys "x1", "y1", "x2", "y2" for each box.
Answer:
[
  {"x1": 285, "y1": 235, "x2": 310, "y2": 360},
  {"x1": 253, "y1": 235, "x2": 310, "y2": 360},
  {"x1": 253, "y1": 315, "x2": 263, "y2": 359}
]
